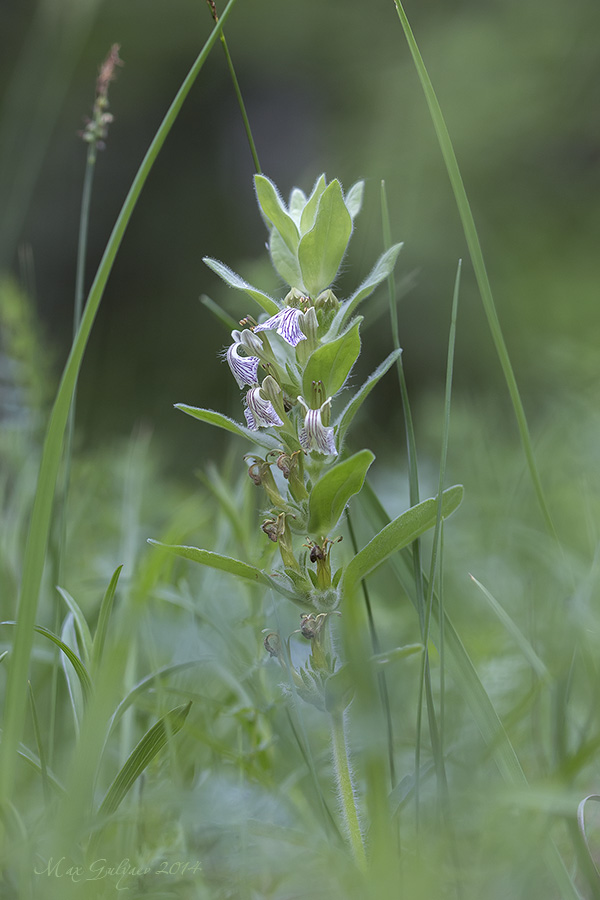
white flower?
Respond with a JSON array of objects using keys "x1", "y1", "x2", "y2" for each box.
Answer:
[
  {"x1": 226, "y1": 341, "x2": 260, "y2": 389},
  {"x1": 297, "y1": 396, "x2": 337, "y2": 456},
  {"x1": 244, "y1": 386, "x2": 284, "y2": 430},
  {"x1": 254, "y1": 307, "x2": 306, "y2": 347}
]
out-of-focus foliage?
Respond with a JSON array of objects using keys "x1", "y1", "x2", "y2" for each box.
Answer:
[{"x1": 1, "y1": 0, "x2": 599, "y2": 471}]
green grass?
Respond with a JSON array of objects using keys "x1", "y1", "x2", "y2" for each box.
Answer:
[{"x1": 2, "y1": 3, "x2": 600, "y2": 899}]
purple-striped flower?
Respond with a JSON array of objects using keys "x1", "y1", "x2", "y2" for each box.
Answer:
[
  {"x1": 226, "y1": 341, "x2": 260, "y2": 389},
  {"x1": 298, "y1": 396, "x2": 337, "y2": 456},
  {"x1": 254, "y1": 307, "x2": 306, "y2": 347},
  {"x1": 244, "y1": 386, "x2": 284, "y2": 430}
]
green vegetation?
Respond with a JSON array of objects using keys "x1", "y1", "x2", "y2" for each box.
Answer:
[{"x1": 1, "y1": 2, "x2": 599, "y2": 898}]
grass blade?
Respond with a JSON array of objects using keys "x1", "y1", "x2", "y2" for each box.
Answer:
[
  {"x1": 0, "y1": 0, "x2": 240, "y2": 805},
  {"x1": 98, "y1": 702, "x2": 191, "y2": 817},
  {"x1": 27, "y1": 682, "x2": 51, "y2": 805},
  {"x1": 469, "y1": 574, "x2": 550, "y2": 682},
  {"x1": 91, "y1": 564, "x2": 123, "y2": 674},
  {"x1": 392, "y1": 0, "x2": 557, "y2": 541},
  {"x1": 56, "y1": 586, "x2": 93, "y2": 667}
]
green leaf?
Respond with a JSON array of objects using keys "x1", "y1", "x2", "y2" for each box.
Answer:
[
  {"x1": 339, "y1": 243, "x2": 404, "y2": 327},
  {"x1": 56, "y1": 586, "x2": 93, "y2": 666},
  {"x1": 254, "y1": 174, "x2": 300, "y2": 254},
  {"x1": 288, "y1": 187, "x2": 307, "y2": 227},
  {"x1": 175, "y1": 405, "x2": 280, "y2": 451},
  {"x1": 147, "y1": 541, "x2": 301, "y2": 603},
  {"x1": 268, "y1": 228, "x2": 304, "y2": 289},
  {"x1": 345, "y1": 180, "x2": 365, "y2": 220},
  {"x1": 91, "y1": 565, "x2": 123, "y2": 674},
  {"x1": 308, "y1": 450, "x2": 375, "y2": 536},
  {"x1": 298, "y1": 180, "x2": 353, "y2": 297},
  {"x1": 299, "y1": 174, "x2": 327, "y2": 235},
  {"x1": 98, "y1": 702, "x2": 191, "y2": 817},
  {"x1": 203, "y1": 258, "x2": 279, "y2": 315},
  {"x1": 341, "y1": 485, "x2": 464, "y2": 592},
  {"x1": 302, "y1": 320, "x2": 361, "y2": 399},
  {"x1": 335, "y1": 349, "x2": 402, "y2": 448}
]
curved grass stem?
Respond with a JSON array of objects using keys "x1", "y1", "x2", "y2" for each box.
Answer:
[{"x1": 0, "y1": 0, "x2": 240, "y2": 808}]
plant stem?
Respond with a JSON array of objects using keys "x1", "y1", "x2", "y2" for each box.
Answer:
[{"x1": 330, "y1": 709, "x2": 367, "y2": 871}]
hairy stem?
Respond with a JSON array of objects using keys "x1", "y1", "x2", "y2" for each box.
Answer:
[{"x1": 330, "y1": 709, "x2": 367, "y2": 871}]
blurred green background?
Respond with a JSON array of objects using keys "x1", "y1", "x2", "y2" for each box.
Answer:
[{"x1": 2, "y1": 0, "x2": 599, "y2": 473}]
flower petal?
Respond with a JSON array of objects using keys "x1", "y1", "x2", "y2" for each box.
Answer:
[
  {"x1": 226, "y1": 342, "x2": 260, "y2": 389},
  {"x1": 298, "y1": 397, "x2": 337, "y2": 456},
  {"x1": 245, "y1": 387, "x2": 284, "y2": 430},
  {"x1": 255, "y1": 307, "x2": 306, "y2": 347}
]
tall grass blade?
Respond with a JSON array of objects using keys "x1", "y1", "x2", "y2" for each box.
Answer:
[
  {"x1": 469, "y1": 574, "x2": 550, "y2": 681},
  {"x1": 0, "y1": 0, "x2": 240, "y2": 805},
  {"x1": 360, "y1": 480, "x2": 581, "y2": 897},
  {"x1": 416, "y1": 260, "x2": 461, "y2": 816},
  {"x1": 392, "y1": 0, "x2": 557, "y2": 541}
]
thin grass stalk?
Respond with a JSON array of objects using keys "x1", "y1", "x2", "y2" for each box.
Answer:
[
  {"x1": 48, "y1": 140, "x2": 98, "y2": 767},
  {"x1": 346, "y1": 509, "x2": 396, "y2": 789},
  {"x1": 392, "y1": 0, "x2": 557, "y2": 542},
  {"x1": 381, "y1": 179, "x2": 442, "y2": 829},
  {"x1": 415, "y1": 261, "x2": 460, "y2": 832},
  {"x1": 206, "y1": 0, "x2": 261, "y2": 175},
  {"x1": 0, "y1": 0, "x2": 240, "y2": 807},
  {"x1": 359, "y1": 485, "x2": 581, "y2": 898}
]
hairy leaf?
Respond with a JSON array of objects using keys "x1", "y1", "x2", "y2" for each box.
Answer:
[
  {"x1": 147, "y1": 541, "x2": 301, "y2": 603},
  {"x1": 175, "y1": 405, "x2": 280, "y2": 451},
  {"x1": 341, "y1": 485, "x2": 464, "y2": 592},
  {"x1": 203, "y1": 258, "x2": 279, "y2": 315},
  {"x1": 298, "y1": 180, "x2": 352, "y2": 297},
  {"x1": 255, "y1": 174, "x2": 300, "y2": 253},
  {"x1": 302, "y1": 320, "x2": 361, "y2": 399},
  {"x1": 308, "y1": 450, "x2": 375, "y2": 537}
]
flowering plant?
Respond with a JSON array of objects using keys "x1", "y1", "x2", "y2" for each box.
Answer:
[{"x1": 151, "y1": 174, "x2": 463, "y2": 867}]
